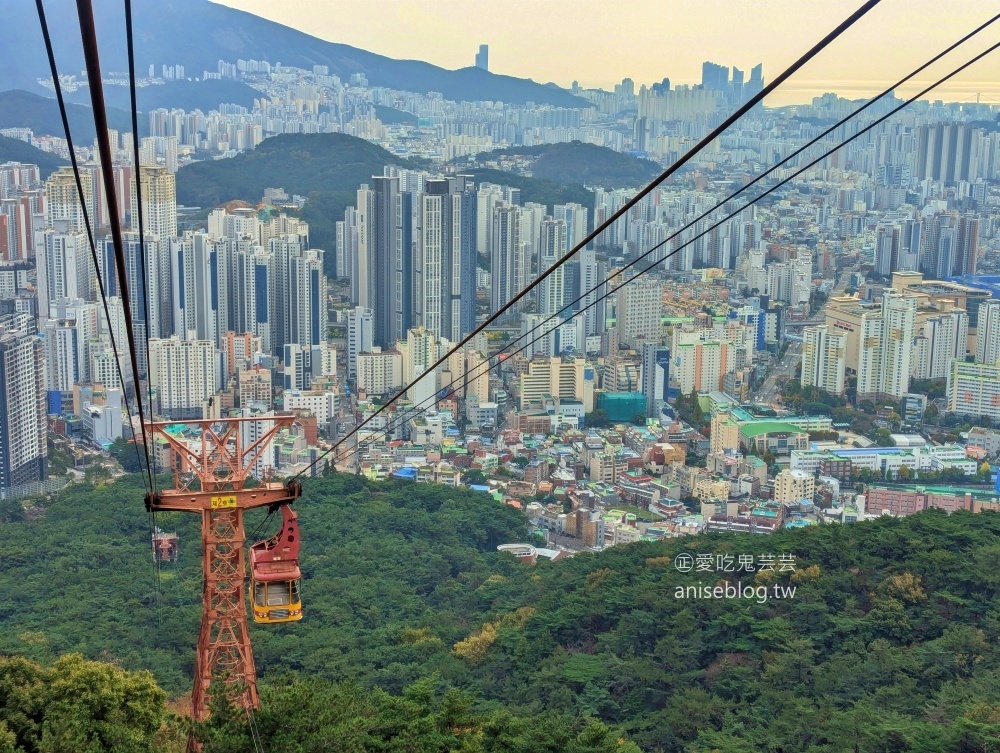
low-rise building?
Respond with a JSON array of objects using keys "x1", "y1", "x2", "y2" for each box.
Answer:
[
  {"x1": 773, "y1": 469, "x2": 815, "y2": 504},
  {"x1": 867, "y1": 485, "x2": 1000, "y2": 516}
]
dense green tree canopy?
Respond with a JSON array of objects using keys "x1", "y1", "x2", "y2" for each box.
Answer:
[{"x1": 5, "y1": 474, "x2": 1000, "y2": 750}]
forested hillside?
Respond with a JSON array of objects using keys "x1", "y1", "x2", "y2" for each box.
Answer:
[
  {"x1": 0, "y1": 136, "x2": 64, "y2": 178},
  {"x1": 3, "y1": 474, "x2": 1000, "y2": 751},
  {"x1": 0, "y1": 90, "x2": 134, "y2": 142},
  {"x1": 473, "y1": 141, "x2": 663, "y2": 187}
]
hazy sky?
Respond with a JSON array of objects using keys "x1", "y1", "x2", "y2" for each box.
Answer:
[{"x1": 215, "y1": 1, "x2": 1000, "y2": 107}]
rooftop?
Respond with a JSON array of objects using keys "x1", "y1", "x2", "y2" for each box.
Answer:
[{"x1": 739, "y1": 421, "x2": 806, "y2": 438}]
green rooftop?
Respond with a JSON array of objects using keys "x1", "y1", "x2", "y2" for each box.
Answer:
[{"x1": 739, "y1": 421, "x2": 806, "y2": 438}]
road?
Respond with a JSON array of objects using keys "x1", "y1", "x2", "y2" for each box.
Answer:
[
  {"x1": 753, "y1": 266, "x2": 856, "y2": 404},
  {"x1": 755, "y1": 341, "x2": 802, "y2": 405}
]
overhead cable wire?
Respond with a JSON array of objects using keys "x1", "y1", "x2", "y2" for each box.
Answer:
[
  {"x1": 324, "y1": 30, "x2": 1000, "y2": 472},
  {"x1": 73, "y1": 0, "x2": 155, "y2": 484},
  {"x1": 123, "y1": 0, "x2": 156, "y2": 491},
  {"x1": 34, "y1": 0, "x2": 151, "y2": 490},
  {"x1": 290, "y1": 0, "x2": 882, "y2": 482},
  {"x1": 358, "y1": 9, "x2": 1000, "y2": 446},
  {"x1": 123, "y1": 0, "x2": 162, "y2": 627}
]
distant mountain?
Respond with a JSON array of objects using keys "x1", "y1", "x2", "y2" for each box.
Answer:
[
  {"x1": 3, "y1": 0, "x2": 587, "y2": 108},
  {"x1": 0, "y1": 90, "x2": 135, "y2": 143},
  {"x1": 0, "y1": 135, "x2": 66, "y2": 178},
  {"x1": 64, "y1": 79, "x2": 261, "y2": 113},
  {"x1": 175, "y1": 132, "x2": 419, "y2": 209},
  {"x1": 475, "y1": 141, "x2": 663, "y2": 188}
]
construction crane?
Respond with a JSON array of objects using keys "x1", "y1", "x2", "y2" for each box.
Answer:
[{"x1": 144, "y1": 417, "x2": 302, "y2": 721}]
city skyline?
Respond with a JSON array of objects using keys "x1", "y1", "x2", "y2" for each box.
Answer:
[{"x1": 217, "y1": 0, "x2": 1000, "y2": 106}]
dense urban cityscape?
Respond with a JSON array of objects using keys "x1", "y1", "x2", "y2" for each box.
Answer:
[
  {"x1": 5, "y1": 41, "x2": 1000, "y2": 552},
  {"x1": 4, "y1": 0, "x2": 1000, "y2": 749}
]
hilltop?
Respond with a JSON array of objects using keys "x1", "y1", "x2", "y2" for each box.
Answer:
[
  {"x1": 3, "y1": 474, "x2": 1000, "y2": 750},
  {"x1": 1, "y1": 0, "x2": 586, "y2": 108},
  {"x1": 176, "y1": 132, "x2": 419, "y2": 209},
  {"x1": 470, "y1": 140, "x2": 663, "y2": 188},
  {"x1": 0, "y1": 135, "x2": 66, "y2": 178}
]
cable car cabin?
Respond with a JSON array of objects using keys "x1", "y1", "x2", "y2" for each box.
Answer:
[{"x1": 249, "y1": 504, "x2": 302, "y2": 623}]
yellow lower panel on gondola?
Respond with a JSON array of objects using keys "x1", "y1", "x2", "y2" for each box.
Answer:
[{"x1": 251, "y1": 579, "x2": 302, "y2": 623}]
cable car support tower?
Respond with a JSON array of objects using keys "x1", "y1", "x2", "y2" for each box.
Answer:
[{"x1": 145, "y1": 417, "x2": 301, "y2": 721}]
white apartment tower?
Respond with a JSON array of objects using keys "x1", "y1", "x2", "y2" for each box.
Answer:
[
  {"x1": 537, "y1": 218, "x2": 568, "y2": 316},
  {"x1": 878, "y1": 290, "x2": 917, "y2": 399},
  {"x1": 858, "y1": 290, "x2": 917, "y2": 400},
  {"x1": 0, "y1": 315, "x2": 47, "y2": 489},
  {"x1": 801, "y1": 325, "x2": 847, "y2": 395},
  {"x1": 148, "y1": 336, "x2": 222, "y2": 419},
  {"x1": 346, "y1": 306, "x2": 374, "y2": 379},
  {"x1": 615, "y1": 276, "x2": 661, "y2": 347},
  {"x1": 976, "y1": 300, "x2": 1000, "y2": 365}
]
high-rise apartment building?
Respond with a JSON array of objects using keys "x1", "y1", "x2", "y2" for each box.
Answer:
[
  {"x1": 878, "y1": 290, "x2": 917, "y2": 400},
  {"x1": 491, "y1": 203, "x2": 528, "y2": 319},
  {"x1": 346, "y1": 306, "x2": 374, "y2": 379},
  {"x1": 801, "y1": 325, "x2": 847, "y2": 395},
  {"x1": 45, "y1": 167, "x2": 94, "y2": 233},
  {"x1": 356, "y1": 347, "x2": 403, "y2": 395},
  {"x1": 578, "y1": 248, "x2": 607, "y2": 337},
  {"x1": 37, "y1": 225, "x2": 94, "y2": 313},
  {"x1": 0, "y1": 314, "x2": 47, "y2": 490},
  {"x1": 148, "y1": 336, "x2": 222, "y2": 419},
  {"x1": 911, "y1": 310, "x2": 968, "y2": 380},
  {"x1": 976, "y1": 300, "x2": 1000, "y2": 365},
  {"x1": 947, "y1": 360, "x2": 1000, "y2": 422},
  {"x1": 413, "y1": 176, "x2": 476, "y2": 342},
  {"x1": 131, "y1": 166, "x2": 177, "y2": 239},
  {"x1": 398, "y1": 326, "x2": 448, "y2": 408},
  {"x1": 856, "y1": 290, "x2": 917, "y2": 401},
  {"x1": 673, "y1": 339, "x2": 731, "y2": 395},
  {"x1": 640, "y1": 342, "x2": 670, "y2": 418},
  {"x1": 615, "y1": 276, "x2": 661, "y2": 347},
  {"x1": 536, "y1": 217, "x2": 568, "y2": 316},
  {"x1": 356, "y1": 177, "x2": 402, "y2": 347}
]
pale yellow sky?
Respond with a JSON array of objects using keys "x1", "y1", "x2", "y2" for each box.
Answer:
[{"x1": 215, "y1": 0, "x2": 1000, "y2": 107}]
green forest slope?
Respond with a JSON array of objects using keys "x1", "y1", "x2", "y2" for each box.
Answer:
[
  {"x1": 0, "y1": 136, "x2": 65, "y2": 179},
  {"x1": 3, "y1": 474, "x2": 1000, "y2": 751},
  {"x1": 475, "y1": 141, "x2": 662, "y2": 187}
]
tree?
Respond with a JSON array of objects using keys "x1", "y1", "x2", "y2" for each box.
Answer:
[
  {"x1": 584, "y1": 409, "x2": 611, "y2": 428},
  {"x1": 0, "y1": 654, "x2": 171, "y2": 753},
  {"x1": 463, "y1": 469, "x2": 489, "y2": 486},
  {"x1": 630, "y1": 413, "x2": 648, "y2": 426},
  {"x1": 874, "y1": 429, "x2": 894, "y2": 447},
  {"x1": 107, "y1": 436, "x2": 145, "y2": 473},
  {"x1": 511, "y1": 456, "x2": 530, "y2": 468}
]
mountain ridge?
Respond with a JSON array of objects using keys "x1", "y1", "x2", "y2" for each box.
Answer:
[{"x1": 2, "y1": 0, "x2": 587, "y2": 108}]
